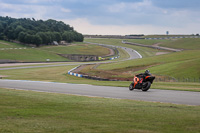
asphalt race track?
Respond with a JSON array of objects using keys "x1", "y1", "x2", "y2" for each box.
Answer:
[{"x1": 0, "y1": 79, "x2": 200, "y2": 105}]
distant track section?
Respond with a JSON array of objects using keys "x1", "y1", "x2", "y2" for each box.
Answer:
[
  {"x1": 122, "y1": 40, "x2": 182, "y2": 52},
  {"x1": 145, "y1": 36, "x2": 200, "y2": 40},
  {"x1": 84, "y1": 41, "x2": 142, "y2": 60}
]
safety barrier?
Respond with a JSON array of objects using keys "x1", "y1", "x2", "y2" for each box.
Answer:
[
  {"x1": 67, "y1": 66, "x2": 83, "y2": 78},
  {"x1": 145, "y1": 36, "x2": 200, "y2": 40},
  {"x1": 67, "y1": 65, "x2": 119, "y2": 81},
  {"x1": 109, "y1": 56, "x2": 120, "y2": 60},
  {"x1": 68, "y1": 72, "x2": 83, "y2": 77}
]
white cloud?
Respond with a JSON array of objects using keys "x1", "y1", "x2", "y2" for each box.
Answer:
[
  {"x1": 0, "y1": 1, "x2": 54, "y2": 19},
  {"x1": 22, "y1": 0, "x2": 62, "y2": 4},
  {"x1": 108, "y1": 2, "x2": 126, "y2": 13},
  {"x1": 27, "y1": 0, "x2": 40, "y2": 4},
  {"x1": 129, "y1": 0, "x2": 152, "y2": 11},
  {"x1": 62, "y1": 18, "x2": 200, "y2": 35},
  {"x1": 108, "y1": 0, "x2": 152, "y2": 13},
  {"x1": 61, "y1": 8, "x2": 71, "y2": 13}
]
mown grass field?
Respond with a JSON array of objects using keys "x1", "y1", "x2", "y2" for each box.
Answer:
[
  {"x1": 0, "y1": 40, "x2": 26, "y2": 48},
  {"x1": 160, "y1": 38, "x2": 200, "y2": 50},
  {"x1": 124, "y1": 38, "x2": 200, "y2": 50},
  {"x1": 124, "y1": 38, "x2": 169, "y2": 45},
  {"x1": 0, "y1": 41, "x2": 111, "y2": 62},
  {"x1": 0, "y1": 88, "x2": 200, "y2": 133},
  {"x1": 40, "y1": 43, "x2": 111, "y2": 56},
  {"x1": 0, "y1": 48, "x2": 69, "y2": 62}
]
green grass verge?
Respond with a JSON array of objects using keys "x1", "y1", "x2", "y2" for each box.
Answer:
[
  {"x1": 0, "y1": 48, "x2": 69, "y2": 62},
  {"x1": 160, "y1": 38, "x2": 200, "y2": 50},
  {"x1": 40, "y1": 43, "x2": 111, "y2": 56},
  {"x1": 124, "y1": 39, "x2": 170, "y2": 45},
  {"x1": 0, "y1": 41, "x2": 112, "y2": 62},
  {"x1": 0, "y1": 40, "x2": 27, "y2": 48},
  {"x1": 123, "y1": 38, "x2": 200, "y2": 50},
  {"x1": 0, "y1": 88, "x2": 200, "y2": 133},
  {"x1": 152, "y1": 82, "x2": 200, "y2": 92}
]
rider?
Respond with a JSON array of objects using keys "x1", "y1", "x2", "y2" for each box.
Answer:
[
  {"x1": 136, "y1": 70, "x2": 151, "y2": 78},
  {"x1": 144, "y1": 70, "x2": 151, "y2": 76}
]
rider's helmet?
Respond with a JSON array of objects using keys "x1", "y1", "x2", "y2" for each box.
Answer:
[{"x1": 145, "y1": 70, "x2": 150, "y2": 74}]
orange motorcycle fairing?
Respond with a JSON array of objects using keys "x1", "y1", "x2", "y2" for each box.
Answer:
[{"x1": 133, "y1": 76, "x2": 140, "y2": 88}]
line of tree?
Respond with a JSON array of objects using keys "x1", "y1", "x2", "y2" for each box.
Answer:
[{"x1": 0, "y1": 16, "x2": 84, "y2": 47}]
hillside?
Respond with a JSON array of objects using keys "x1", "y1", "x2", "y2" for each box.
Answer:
[
  {"x1": 81, "y1": 38, "x2": 200, "y2": 82},
  {"x1": 126, "y1": 38, "x2": 200, "y2": 50},
  {"x1": 0, "y1": 40, "x2": 111, "y2": 62}
]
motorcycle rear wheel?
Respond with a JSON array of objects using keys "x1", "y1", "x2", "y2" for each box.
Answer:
[{"x1": 142, "y1": 81, "x2": 151, "y2": 91}]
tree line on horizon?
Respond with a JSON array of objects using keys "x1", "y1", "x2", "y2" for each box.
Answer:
[{"x1": 0, "y1": 16, "x2": 84, "y2": 47}]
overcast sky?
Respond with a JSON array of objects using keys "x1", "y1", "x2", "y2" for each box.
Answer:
[{"x1": 0, "y1": 0, "x2": 200, "y2": 35}]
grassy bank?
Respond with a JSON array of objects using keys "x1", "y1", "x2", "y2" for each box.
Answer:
[
  {"x1": 0, "y1": 48, "x2": 69, "y2": 62},
  {"x1": 0, "y1": 88, "x2": 200, "y2": 133},
  {"x1": 0, "y1": 41, "x2": 112, "y2": 62},
  {"x1": 79, "y1": 50, "x2": 200, "y2": 82},
  {"x1": 40, "y1": 43, "x2": 111, "y2": 56},
  {"x1": 123, "y1": 38, "x2": 200, "y2": 50},
  {"x1": 160, "y1": 38, "x2": 200, "y2": 50},
  {"x1": 0, "y1": 40, "x2": 26, "y2": 48},
  {"x1": 83, "y1": 38, "x2": 200, "y2": 82}
]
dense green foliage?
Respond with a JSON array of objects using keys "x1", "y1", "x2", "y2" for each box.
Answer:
[{"x1": 0, "y1": 16, "x2": 83, "y2": 46}]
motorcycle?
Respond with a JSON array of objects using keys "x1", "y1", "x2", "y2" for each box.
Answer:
[{"x1": 129, "y1": 75, "x2": 155, "y2": 91}]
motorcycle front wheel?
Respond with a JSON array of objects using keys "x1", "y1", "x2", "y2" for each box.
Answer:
[
  {"x1": 129, "y1": 84, "x2": 134, "y2": 91},
  {"x1": 142, "y1": 81, "x2": 151, "y2": 91}
]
